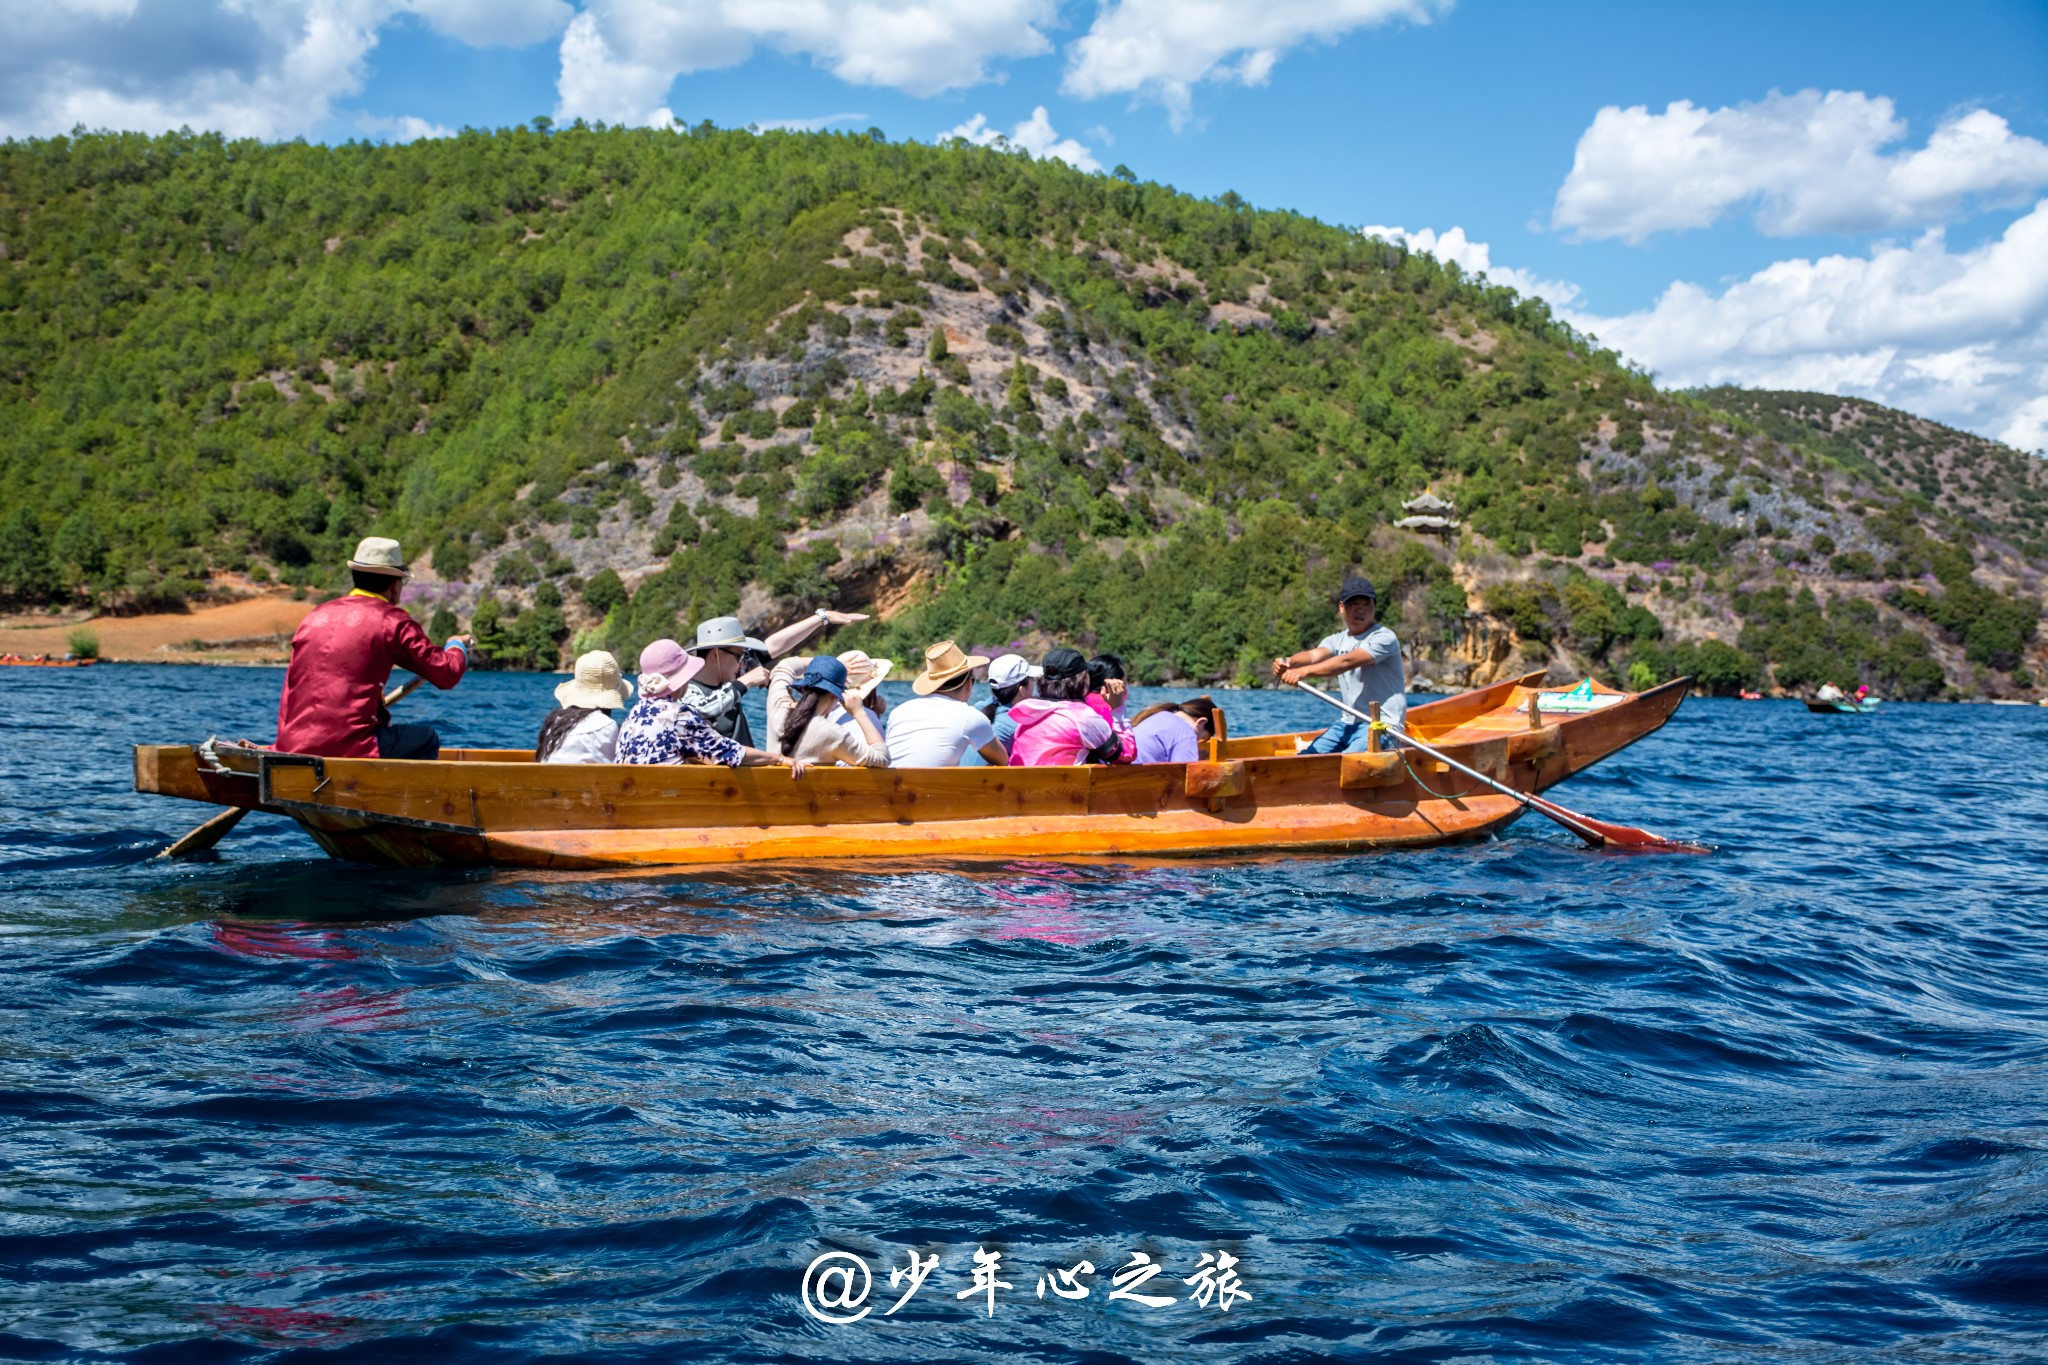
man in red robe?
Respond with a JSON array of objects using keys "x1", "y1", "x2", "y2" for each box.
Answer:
[{"x1": 275, "y1": 537, "x2": 473, "y2": 759}]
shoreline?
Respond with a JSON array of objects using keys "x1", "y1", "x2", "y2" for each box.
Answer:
[
  {"x1": 15, "y1": 656, "x2": 2039, "y2": 701},
  {"x1": 0, "y1": 595, "x2": 311, "y2": 666}
]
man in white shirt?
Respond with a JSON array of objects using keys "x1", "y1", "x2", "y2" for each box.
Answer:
[
  {"x1": 886, "y1": 640, "x2": 1012, "y2": 767},
  {"x1": 1272, "y1": 576, "x2": 1407, "y2": 752}
]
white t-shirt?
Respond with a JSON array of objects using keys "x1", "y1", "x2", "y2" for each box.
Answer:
[
  {"x1": 542, "y1": 710, "x2": 618, "y2": 764},
  {"x1": 885, "y1": 694, "x2": 997, "y2": 767}
]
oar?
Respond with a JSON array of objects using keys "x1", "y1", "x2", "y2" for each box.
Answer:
[
  {"x1": 383, "y1": 674, "x2": 428, "y2": 709},
  {"x1": 155, "y1": 674, "x2": 431, "y2": 860},
  {"x1": 154, "y1": 805, "x2": 249, "y2": 860},
  {"x1": 1293, "y1": 681, "x2": 1705, "y2": 853}
]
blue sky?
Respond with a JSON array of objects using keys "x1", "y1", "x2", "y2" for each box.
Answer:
[{"x1": 7, "y1": 0, "x2": 2047, "y2": 448}]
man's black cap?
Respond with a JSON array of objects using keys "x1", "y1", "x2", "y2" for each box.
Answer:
[
  {"x1": 1041, "y1": 646, "x2": 1089, "y2": 679},
  {"x1": 1334, "y1": 576, "x2": 1378, "y2": 605}
]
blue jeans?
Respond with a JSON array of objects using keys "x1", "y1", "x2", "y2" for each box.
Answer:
[
  {"x1": 1304, "y1": 716, "x2": 1404, "y2": 755},
  {"x1": 1304, "y1": 718, "x2": 1374, "y2": 754},
  {"x1": 375, "y1": 722, "x2": 440, "y2": 760}
]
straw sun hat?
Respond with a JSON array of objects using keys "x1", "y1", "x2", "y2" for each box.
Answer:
[
  {"x1": 911, "y1": 640, "x2": 989, "y2": 695},
  {"x1": 555, "y1": 651, "x2": 634, "y2": 710},
  {"x1": 836, "y1": 649, "x2": 893, "y2": 702}
]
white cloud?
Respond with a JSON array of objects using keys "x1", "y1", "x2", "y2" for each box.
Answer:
[
  {"x1": 0, "y1": 0, "x2": 571, "y2": 141},
  {"x1": 1360, "y1": 223, "x2": 1580, "y2": 310},
  {"x1": 555, "y1": 0, "x2": 1057, "y2": 127},
  {"x1": 941, "y1": 105, "x2": 1100, "y2": 172},
  {"x1": 1568, "y1": 200, "x2": 2048, "y2": 452},
  {"x1": 1354, "y1": 214, "x2": 2048, "y2": 450},
  {"x1": 356, "y1": 111, "x2": 456, "y2": 142},
  {"x1": 1063, "y1": 0, "x2": 1447, "y2": 129},
  {"x1": 1554, "y1": 89, "x2": 2048, "y2": 242}
]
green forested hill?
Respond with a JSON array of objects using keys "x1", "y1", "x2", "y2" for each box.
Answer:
[{"x1": 2, "y1": 124, "x2": 2042, "y2": 697}]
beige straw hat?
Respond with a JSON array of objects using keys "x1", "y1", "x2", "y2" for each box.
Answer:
[
  {"x1": 347, "y1": 536, "x2": 408, "y2": 576},
  {"x1": 555, "y1": 651, "x2": 634, "y2": 709},
  {"x1": 837, "y1": 649, "x2": 893, "y2": 702},
  {"x1": 911, "y1": 639, "x2": 989, "y2": 695}
]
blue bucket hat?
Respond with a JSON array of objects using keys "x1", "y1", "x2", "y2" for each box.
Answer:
[{"x1": 796, "y1": 656, "x2": 848, "y2": 698}]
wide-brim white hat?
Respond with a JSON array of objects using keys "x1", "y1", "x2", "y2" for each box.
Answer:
[
  {"x1": 688, "y1": 615, "x2": 768, "y2": 654},
  {"x1": 555, "y1": 650, "x2": 634, "y2": 709}
]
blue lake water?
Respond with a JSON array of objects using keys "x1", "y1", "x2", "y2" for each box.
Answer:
[{"x1": 2, "y1": 664, "x2": 2045, "y2": 1362}]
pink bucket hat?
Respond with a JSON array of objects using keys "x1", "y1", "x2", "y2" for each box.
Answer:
[{"x1": 637, "y1": 638, "x2": 705, "y2": 697}]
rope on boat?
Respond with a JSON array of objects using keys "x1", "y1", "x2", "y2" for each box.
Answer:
[{"x1": 1379, "y1": 725, "x2": 1488, "y2": 803}]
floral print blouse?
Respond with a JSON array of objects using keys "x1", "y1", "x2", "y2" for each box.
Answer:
[{"x1": 616, "y1": 695, "x2": 745, "y2": 767}]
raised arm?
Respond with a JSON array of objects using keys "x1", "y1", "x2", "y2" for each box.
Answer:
[{"x1": 761, "y1": 609, "x2": 871, "y2": 659}]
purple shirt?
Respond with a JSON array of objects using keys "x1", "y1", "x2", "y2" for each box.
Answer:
[{"x1": 1133, "y1": 711, "x2": 1200, "y2": 764}]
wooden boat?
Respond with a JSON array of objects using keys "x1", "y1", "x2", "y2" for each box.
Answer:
[
  {"x1": 2, "y1": 657, "x2": 97, "y2": 668},
  {"x1": 133, "y1": 672, "x2": 1689, "y2": 870}
]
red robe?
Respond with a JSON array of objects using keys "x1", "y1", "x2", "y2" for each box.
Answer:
[{"x1": 275, "y1": 593, "x2": 467, "y2": 757}]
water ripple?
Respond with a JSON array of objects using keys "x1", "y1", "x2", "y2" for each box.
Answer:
[{"x1": 1, "y1": 669, "x2": 2045, "y2": 1360}]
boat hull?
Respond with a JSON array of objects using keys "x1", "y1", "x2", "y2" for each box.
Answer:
[{"x1": 135, "y1": 674, "x2": 1689, "y2": 870}]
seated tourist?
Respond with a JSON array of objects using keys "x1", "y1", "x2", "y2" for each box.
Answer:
[
  {"x1": 535, "y1": 650, "x2": 633, "y2": 763},
  {"x1": 767, "y1": 653, "x2": 890, "y2": 768},
  {"x1": 680, "y1": 609, "x2": 870, "y2": 746},
  {"x1": 1086, "y1": 654, "x2": 1130, "y2": 719},
  {"x1": 1130, "y1": 696, "x2": 1219, "y2": 764},
  {"x1": 275, "y1": 537, "x2": 471, "y2": 759},
  {"x1": 618, "y1": 638, "x2": 807, "y2": 773},
  {"x1": 886, "y1": 641, "x2": 1010, "y2": 767},
  {"x1": 1007, "y1": 648, "x2": 1118, "y2": 766},
  {"x1": 964, "y1": 653, "x2": 1042, "y2": 765},
  {"x1": 1084, "y1": 653, "x2": 1138, "y2": 763},
  {"x1": 835, "y1": 650, "x2": 891, "y2": 713}
]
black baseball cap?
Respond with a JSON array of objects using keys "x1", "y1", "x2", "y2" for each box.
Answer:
[
  {"x1": 1041, "y1": 647, "x2": 1089, "y2": 679},
  {"x1": 1334, "y1": 576, "x2": 1378, "y2": 605}
]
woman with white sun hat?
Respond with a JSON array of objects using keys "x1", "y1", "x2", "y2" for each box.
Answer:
[{"x1": 535, "y1": 650, "x2": 635, "y2": 764}]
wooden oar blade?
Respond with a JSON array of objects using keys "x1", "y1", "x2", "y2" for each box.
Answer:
[
  {"x1": 1526, "y1": 795, "x2": 1708, "y2": 853},
  {"x1": 155, "y1": 805, "x2": 249, "y2": 859}
]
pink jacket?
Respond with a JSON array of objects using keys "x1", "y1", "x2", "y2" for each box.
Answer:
[{"x1": 1007, "y1": 699, "x2": 1112, "y2": 766}]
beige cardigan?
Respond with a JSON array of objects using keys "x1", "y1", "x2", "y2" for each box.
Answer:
[{"x1": 764, "y1": 658, "x2": 891, "y2": 767}]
